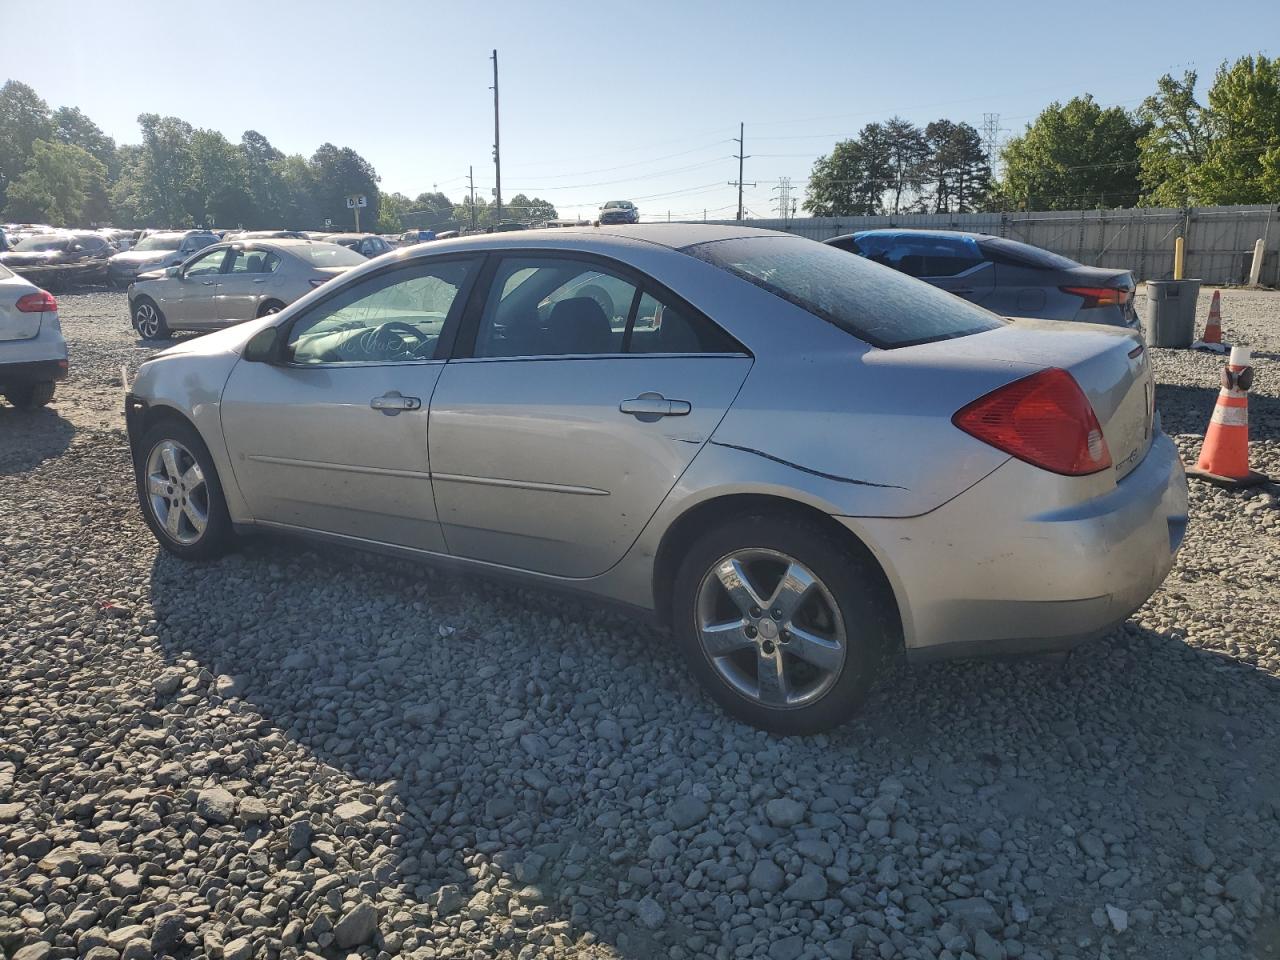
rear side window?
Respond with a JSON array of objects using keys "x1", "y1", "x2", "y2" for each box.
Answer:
[
  {"x1": 685, "y1": 235, "x2": 1004, "y2": 349},
  {"x1": 978, "y1": 236, "x2": 1079, "y2": 270}
]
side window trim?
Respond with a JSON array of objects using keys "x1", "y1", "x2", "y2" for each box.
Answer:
[
  {"x1": 278, "y1": 254, "x2": 483, "y2": 367},
  {"x1": 183, "y1": 247, "x2": 229, "y2": 278}
]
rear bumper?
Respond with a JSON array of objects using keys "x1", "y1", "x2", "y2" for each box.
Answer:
[
  {"x1": 0, "y1": 356, "x2": 68, "y2": 386},
  {"x1": 842, "y1": 430, "x2": 1188, "y2": 661}
]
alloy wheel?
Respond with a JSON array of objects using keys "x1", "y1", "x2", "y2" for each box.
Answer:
[
  {"x1": 135, "y1": 302, "x2": 160, "y2": 338},
  {"x1": 145, "y1": 439, "x2": 209, "y2": 545},
  {"x1": 694, "y1": 548, "x2": 847, "y2": 709}
]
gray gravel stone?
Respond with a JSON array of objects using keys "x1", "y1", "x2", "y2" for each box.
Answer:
[
  {"x1": 195, "y1": 786, "x2": 235, "y2": 823},
  {"x1": 334, "y1": 901, "x2": 378, "y2": 948}
]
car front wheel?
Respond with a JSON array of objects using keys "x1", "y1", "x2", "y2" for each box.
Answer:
[
  {"x1": 671, "y1": 514, "x2": 898, "y2": 734},
  {"x1": 136, "y1": 420, "x2": 234, "y2": 560},
  {"x1": 132, "y1": 298, "x2": 170, "y2": 340}
]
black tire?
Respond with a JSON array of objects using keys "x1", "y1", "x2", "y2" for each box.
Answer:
[
  {"x1": 135, "y1": 418, "x2": 235, "y2": 560},
  {"x1": 256, "y1": 300, "x2": 286, "y2": 318},
  {"x1": 4, "y1": 382, "x2": 56, "y2": 409},
  {"x1": 670, "y1": 514, "x2": 899, "y2": 735},
  {"x1": 132, "y1": 297, "x2": 171, "y2": 340}
]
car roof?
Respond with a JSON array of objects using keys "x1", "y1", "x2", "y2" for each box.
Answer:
[
  {"x1": 846, "y1": 228, "x2": 998, "y2": 242},
  {"x1": 404, "y1": 223, "x2": 783, "y2": 254}
]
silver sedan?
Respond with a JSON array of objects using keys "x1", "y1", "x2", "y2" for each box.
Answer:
[
  {"x1": 127, "y1": 239, "x2": 366, "y2": 339},
  {"x1": 123, "y1": 225, "x2": 1187, "y2": 733}
]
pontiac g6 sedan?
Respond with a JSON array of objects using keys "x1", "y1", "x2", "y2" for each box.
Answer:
[{"x1": 124, "y1": 225, "x2": 1187, "y2": 733}]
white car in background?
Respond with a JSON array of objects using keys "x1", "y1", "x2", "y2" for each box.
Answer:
[{"x1": 0, "y1": 263, "x2": 67, "y2": 409}]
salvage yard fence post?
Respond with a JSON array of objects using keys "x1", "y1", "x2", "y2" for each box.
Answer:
[{"x1": 698, "y1": 204, "x2": 1280, "y2": 286}]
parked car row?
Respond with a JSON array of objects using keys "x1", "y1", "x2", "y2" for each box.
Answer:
[{"x1": 122, "y1": 222, "x2": 1183, "y2": 733}]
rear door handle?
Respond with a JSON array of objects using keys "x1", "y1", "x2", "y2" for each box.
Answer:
[
  {"x1": 370, "y1": 391, "x2": 422, "y2": 415},
  {"x1": 620, "y1": 393, "x2": 691, "y2": 421},
  {"x1": 252, "y1": 278, "x2": 267, "y2": 284}
]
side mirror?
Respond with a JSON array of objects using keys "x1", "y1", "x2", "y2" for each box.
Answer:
[
  {"x1": 165, "y1": 266, "x2": 181, "y2": 278},
  {"x1": 242, "y1": 325, "x2": 282, "y2": 364}
]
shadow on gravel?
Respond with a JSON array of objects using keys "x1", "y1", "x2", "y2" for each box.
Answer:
[
  {"x1": 0, "y1": 405, "x2": 74, "y2": 474},
  {"x1": 1158, "y1": 382, "x2": 1280, "y2": 440},
  {"x1": 146, "y1": 532, "x2": 1280, "y2": 957}
]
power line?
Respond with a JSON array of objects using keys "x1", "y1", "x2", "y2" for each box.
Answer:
[
  {"x1": 502, "y1": 156, "x2": 733, "y2": 193},
  {"x1": 500, "y1": 139, "x2": 734, "y2": 180}
]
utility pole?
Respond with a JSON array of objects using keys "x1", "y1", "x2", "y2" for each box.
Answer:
[
  {"x1": 490, "y1": 50, "x2": 502, "y2": 225},
  {"x1": 468, "y1": 165, "x2": 476, "y2": 231},
  {"x1": 730, "y1": 122, "x2": 755, "y2": 222}
]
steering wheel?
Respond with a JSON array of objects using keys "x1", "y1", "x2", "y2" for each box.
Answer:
[{"x1": 364, "y1": 320, "x2": 427, "y2": 360}]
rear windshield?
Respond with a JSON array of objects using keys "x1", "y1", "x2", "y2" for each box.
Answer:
[
  {"x1": 134, "y1": 234, "x2": 183, "y2": 251},
  {"x1": 978, "y1": 236, "x2": 1078, "y2": 270},
  {"x1": 292, "y1": 243, "x2": 367, "y2": 267},
  {"x1": 685, "y1": 235, "x2": 1005, "y2": 348},
  {"x1": 13, "y1": 236, "x2": 70, "y2": 252}
]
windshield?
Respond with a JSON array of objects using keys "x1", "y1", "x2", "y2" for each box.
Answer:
[
  {"x1": 132, "y1": 234, "x2": 183, "y2": 252},
  {"x1": 14, "y1": 236, "x2": 70, "y2": 252},
  {"x1": 685, "y1": 235, "x2": 1005, "y2": 349},
  {"x1": 291, "y1": 243, "x2": 367, "y2": 267},
  {"x1": 979, "y1": 236, "x2": 1079, "y2": 270}
]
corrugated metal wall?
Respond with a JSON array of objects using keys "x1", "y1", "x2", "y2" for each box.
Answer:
[{"x1": 695, "y1": 205, "x2": 1280, "y2": 285}]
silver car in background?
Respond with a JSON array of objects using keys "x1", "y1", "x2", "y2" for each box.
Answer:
[
  {"x1": 124, "y1": 225, "x2": 1186, "y2": 733},
  {"x1": 107, "y1": 230, "x2": 218, "y2": 288},
  {"x1": 127, "y1": 239, "x2": 365, "y2": 339}
]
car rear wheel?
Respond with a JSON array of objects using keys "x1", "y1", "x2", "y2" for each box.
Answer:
[
  {"x1": 671, "y1": 514, "x2": 898, "y2": 734},
  {"x1": 132, "y1": 298, "x2": 170, "y2": 340},
  {"x1": 4, "y1": 382, "x2": 55, "y2": 409},
  {"x1": 136, "y1": 420, "x2": 234, "y2": 560},
  {"x1": 257, "y1": 300, "x2": 286, "y2": 318}
]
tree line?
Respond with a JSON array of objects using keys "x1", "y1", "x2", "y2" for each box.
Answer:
[
  {"x1": 0, "y1": 81, "x2": 558, "y2": 233},
  {"x1": 804, "y1": 53, "x2": 1279, "y2": 216}
]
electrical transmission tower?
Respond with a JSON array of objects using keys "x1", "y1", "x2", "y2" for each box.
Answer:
[
  {"x1": 981, "y1": 113, "x2": 1003, "y2": 176},
  {"x1": 772, "y1": 178, "x2": 793, "y2": 224}
]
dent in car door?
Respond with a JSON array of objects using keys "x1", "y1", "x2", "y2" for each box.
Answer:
[{"x1": 428, "y1": 356, "x2": 751, "y2": 578}]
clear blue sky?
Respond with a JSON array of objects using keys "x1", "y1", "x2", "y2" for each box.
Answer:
[{"x1": 4, "y1": 0, "x2": 1275, "y2": 222}]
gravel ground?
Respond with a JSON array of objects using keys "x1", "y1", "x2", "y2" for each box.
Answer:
[{"x1": 2, "y1": 288, "x2": 1280, "y2": 960}]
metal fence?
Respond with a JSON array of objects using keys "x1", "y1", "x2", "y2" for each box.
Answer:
[{"x1": 696, "y1": 205, "x2": 1280, "y2": 286}]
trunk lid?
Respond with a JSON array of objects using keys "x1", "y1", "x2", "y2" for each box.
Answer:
[
  {"x1": 882, "y1": 318, "x2": 1155, "y2": 481},
  {"x1": 0, "y1": 291, "x2": 43, "y2": 341}
]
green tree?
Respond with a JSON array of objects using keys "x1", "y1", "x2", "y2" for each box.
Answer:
[
  {"x1": 993, "y1": 95, "x2": 1147, "y2": 210},
  {"x1": 921, "y1": 120, "x2": 992, "y2": 212},
  {"x1": 310, "y1": 143, "x2": 380, "y2": 229},
  {"x1": 191, "y1": 129, "x2": 251, "y2": 228},
  {"x1": 411, "y1": 190, "x2": 457, "y2": 227},
  {"x1": 52, "y1": 106, "x2": 118, "y2": 178},
  {"x1": 1137, "y1": 71, "x2": 1208, "y2": 206},
  {"x1": 121, "y1": 113, "x2": 199, "y2": 226},
  {"x1": 241, "y1": 130, "x2": 286, "y2": 227},
  {"x1": 804, "y1": 123, "x2": 894, "y2": 216},
  {"x1": 884, "y1": 116, "x2": 928, "y2": 214},
  {"x1": 377, "y1": 191, "x2": 412, "y2": 233},
  {"x1": 275, "y1": 154, "x2": 320, "y2": 228},
  {"x1": 453, "y1": 195, "x2": 493, "y2": 230},
  {"x1": 3, "y1": 139, "x2": 107, "y2": 226},
  {"x1": 0, "y1": 81, "x2": 53, "y2": 207},
  {"x1": 1193, "y1": 54, "x2": 1280, "y2": 204},
  {"x1": 506, "y1": 193, "x2": 557, "y2": 223}
]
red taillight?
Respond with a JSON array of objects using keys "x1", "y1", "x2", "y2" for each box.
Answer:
[
  {"x1": 953, "y1": 368, "x2": 1112, "y2": 476},
  {"x1": 15, "y1": 290, "x2": 57, "y2": 313},
  {"x1": 1060, "y1": 285, "x2": 1130, "y2": 308}
]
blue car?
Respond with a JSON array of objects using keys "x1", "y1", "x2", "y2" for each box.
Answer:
[{"x1": 825, "y1": 229, "x2": 1139, "y2": 329}]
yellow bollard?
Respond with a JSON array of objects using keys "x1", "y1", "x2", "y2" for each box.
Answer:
[{"x1": 1174, "y1": 236, "x2": 1185, "y2": 280}]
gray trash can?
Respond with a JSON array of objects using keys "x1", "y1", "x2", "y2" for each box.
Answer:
[{"x1": 1145, "y1": 279, "x2": 1201, "y2": 348}]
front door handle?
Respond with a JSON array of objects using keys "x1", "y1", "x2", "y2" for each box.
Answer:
[
  {"x1": 252, "y1": 278, "x2": 267, "y2": 284},
  {"x1": 200, "y1": 280, "x2": 215, "y2": 286},
  {"x1": 620, "y1": 393, "x2": 691, "y2": 422},
  {"x1": 370, "y1": 391, "x2": 422, "y2": 415}
]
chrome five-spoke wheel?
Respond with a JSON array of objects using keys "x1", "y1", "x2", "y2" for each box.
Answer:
[
  {"x1": 695, "y1": 548, "x2": 846, "y2": 709},
  {"x1": 146, "y1": 439, "x2": 209, "y2": 545}
]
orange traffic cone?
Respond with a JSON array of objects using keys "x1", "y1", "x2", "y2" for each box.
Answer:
[
  {"x1": 1186, "y1": 346, "x2": 1268, "y2": 487},
  {"x1": 1192, "y1": 290, "x2": 1227, "y2": 353}
]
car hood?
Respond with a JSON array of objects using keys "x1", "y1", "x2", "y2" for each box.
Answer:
[
  {"x1": 0, "y1": 251, "x2": 66, "y2": 265},
  {"x1": 151, "y1": 315, "x2": 275, "y2": 361},
  {"x1": 111, "y1": 250, "x2": 177, "y2": 265}
]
